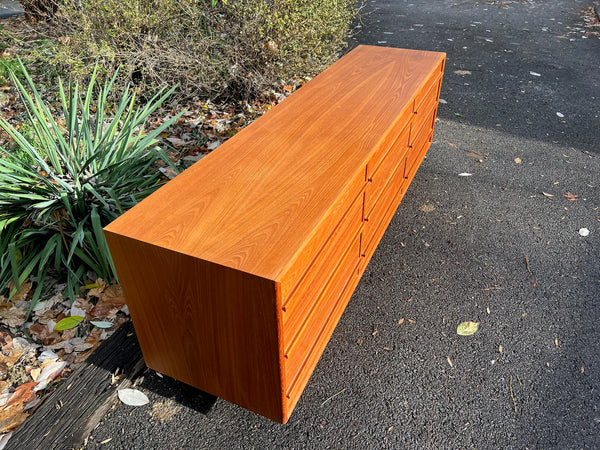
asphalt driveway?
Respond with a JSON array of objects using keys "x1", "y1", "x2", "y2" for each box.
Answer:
[{"x1": 80, "y1": 1, "x2": 599, "y2": 448}]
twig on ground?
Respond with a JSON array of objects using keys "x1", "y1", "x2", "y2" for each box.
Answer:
[
  {"x1": 509, "y1": 376, "x2": 517, "y2": 413},
  {"x1": 320, "y1": 388, "x2": 346, "y2": 407},
  {"x1": 482, "y1": 286, "x2": 503, "y2": 291},
  {"x1": 524, "y1": 255, "x2": 532, "y2": 274}
]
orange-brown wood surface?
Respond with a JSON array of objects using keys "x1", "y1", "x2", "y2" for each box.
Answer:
[{"x1": 104, "y1": 45, "x2": 445, "y2": 423}]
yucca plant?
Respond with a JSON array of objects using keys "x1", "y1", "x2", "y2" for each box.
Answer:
[{"x1": 0, "y1": 60, "x2": 182, "y2": 306}]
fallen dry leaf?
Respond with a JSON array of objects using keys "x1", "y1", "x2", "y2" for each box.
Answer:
[
  {"x1": 28, "y1": 323, "x2": 61, "y2": 346},
  {"x1": 159, "y1": 167, "x2": 178, "y2": 180},
  {"x1": 59, "y1": 329, "x2": 77, "y2": 342},
  {"x1": 84, "y1": 328, "x2": 102, "y2": 346},
  {"x1": 0, "y1": 307, "x2": 27, "y2": 328},
  {"x1": 72, "y1": 297, "x2": 92, "y2": 312},
  {"x1": 0, "y1": 332, "x2": 13, "y2": 351},
  {"x1": 514, "y1": 157, "x2": 522, "y2": 164},
  {"x1": 73, "y1": 343, "x2": 93, "y2": 353},
  {"x1": 88, "y1": 299, "x2": 125, "y2": 320},
  {"x1": 118, "y1": 389, "x2": 149, "y2": 407},
  {"x1": 34, "y1": 361, "x2": 68, "y2": 390},
  {"x1": 100, "y1": 285, "x2": 123, "y2": 301},
  {"x1": 420, "y1": 204, "x2": 435, "y2": 213},
  {"x1": 542, "y1": 192, "x2": 554, "y2": 198},
  {"x1": 30, "y1": 368, "x2": 41, "y2": 382},
  {"x1": 165, "y1": 136, "x2": 189, "y2": 147},
  {"x1": 0, "y1": 349, "x2": 23, "y2": 366},
  {"x1": 397, "y1": 318, "x2": 404, "y2": 325},
  {"x1": 70, "y1": 304, "x2": 86, "y2": 318},
  {"x1": 6, "y1": 382, "x2": 37, "y2": 407},
  {"x1": 457, "y1": 321, "x2": 479, "y2": 336},
  {"x1": 39, "y1": 354, "x2": 58, "y2": 368},
  {"x1": 32, "y1": 293, "x2": 63, "y2": 315},
  {"x1": 7, "y1": 282, "x2": 31, "y2": 303},
  {"x1": 86, "y1": 279, "x2": 106, "y2": 298},
  {"x1": 0, "y1": 407, "x2": 29, "y2": 433},
  {"x1": 35, "y1": 309, "x2": 60, "y2": 325},
  {"x1": 564, "y1": 192, "x2": 579, "y2": 201}
]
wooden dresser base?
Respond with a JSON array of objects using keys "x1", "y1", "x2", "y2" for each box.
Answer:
[{"x1": 104, "y1": 46, "x2": 446, "y2": 423}]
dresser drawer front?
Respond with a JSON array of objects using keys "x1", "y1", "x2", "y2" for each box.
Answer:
[
  {"x1": 361, "y1": 159, "x2": 407, "y2": 262},
  {"x1": 359, "y1": 175, "x2": 407, "y2": 273},
  {"x1": 405, "y1": 106, "x2": 436, "y2": 179},
  {"x1": 415, "y1": 77, "x2": 441, "y2": 126},
  {"x1": 366, "y1": 120, "x2": 411, "y2": 182},
  {"x1": 284, "y1": 231, "x2": 361, "y2": 395},
  {"x1": 282, "y1": 193, "x2": 364, "y2": 341},
  {"x1": 405, "y1": 128, "x2": 434, "y2": 183},
  {"x1": 364, "y1": 125, "x2": 411, "y2": 221},
  {"x1": 412, "y1": 59, "x2": 444, "y2": 114},
  {"x1": 279, "y1": 167, "x2": 365, "y2": 300}
]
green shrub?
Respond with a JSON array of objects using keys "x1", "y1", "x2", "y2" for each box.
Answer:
[
  {"x1": 0, "y1": 58, "x2": 22, "y2": 86},
  {"x1": 221, "y1": 0, "x2": 358, "y2": 94},
  {"x1": 0, "y1": 61, "x2": 182, "y2": 305},
  {"x1": 47, "y1": 0, "x2": 358, "y2": 100}
]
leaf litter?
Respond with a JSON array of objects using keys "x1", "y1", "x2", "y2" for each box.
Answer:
[{"x1": 0, "y1": 278, "x2": 130, "y2": 439}]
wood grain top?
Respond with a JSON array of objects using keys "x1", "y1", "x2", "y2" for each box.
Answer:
[{"x1": 104, "y1": 46, "x2": 446, "y2": 282}]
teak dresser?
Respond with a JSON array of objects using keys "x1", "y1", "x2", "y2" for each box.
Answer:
[{"x1": 104, "y1": 46, "x2": 446, "y2": 423}]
